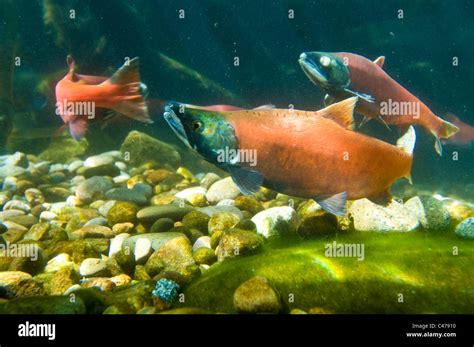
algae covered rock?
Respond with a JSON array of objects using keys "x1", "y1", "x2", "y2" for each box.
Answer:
[
  {"x1": 297, "y1": 210, "x2": 339, "y2": 237},
  {"x1": 208, "y1": 212, "x2": 240, "y2": 236},
  {"x1": 38, "y1": 136, "x2": 88, "y2": 163},
  {"x1": 455, "y1": 218, "x2": 474, "y2": 240},
  {"x1": 233, "y1": 276, "x2": 281, "y2": 313},
  {"x1": 145, "y1": 236, "x2": 200, "y2": 283},
  {"x1": 182, "y1": 210, "x2": 210, "y2": 233},
  {"x1": 217, "y1": 229, "x2": 263, "y2": 261},
  {"x1": 0, "y1": 296, "x2": 86, "y2": 314},
  {"x1": 193, "y1": 247, "x2": 217, "y2": 265},
  {"x1": 107, "y1": 201, "x2": 139, "y2": 225},
  {"x1": 405, "y1": 196, "x2": 451, "y2": 231},
  {"x1": 120, "y1": 131, "x2": 181, "y2": 167},
  {"x1": 137, "y1": 205, "x2": 194, "y2": 223}
]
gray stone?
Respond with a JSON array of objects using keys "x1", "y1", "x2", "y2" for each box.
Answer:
[
  {"x1": 137, "y1": 205, "x2": 194, "y2": 223},
  {"x1": 76, "y1": 177, "x2": 113, "y2": 203},
  {"x1": 251, "y1": 206, "x2": 299, "y2": 238}
]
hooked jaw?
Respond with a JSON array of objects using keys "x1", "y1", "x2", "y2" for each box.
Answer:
[
  {"x1": 163, "y1": 103, "x2": 192, "y2": 148},
  {"x1": 298, "y1": 52, "x2": 330, "y2": 88}
]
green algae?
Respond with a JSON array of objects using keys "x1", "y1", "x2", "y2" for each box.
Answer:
[{"x1": 180, "y1": 232, "x2": 474, "y2": 313}]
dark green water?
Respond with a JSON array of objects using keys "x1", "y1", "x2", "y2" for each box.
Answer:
[{"x1": 1, "y1": 0, "x2": 472, "y2": 189}]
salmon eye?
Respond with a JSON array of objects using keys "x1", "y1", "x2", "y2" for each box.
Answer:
[
  {"x1": 320, "y1": 55, "x2": 331, "y2": 67},
  {"x1": 192, "y1": 120, "x2": 203, "y2": 132}
]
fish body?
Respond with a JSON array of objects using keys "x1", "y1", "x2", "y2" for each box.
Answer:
[
  {"x1": 163, "y1": 98, "x2": 415, "y2": 215},
  {"x1": 55, "y1": 56, "x2": 152, "y2": 139},
  {"x1": 298, "y1": 51, "x2": 458, "y2": 155}
]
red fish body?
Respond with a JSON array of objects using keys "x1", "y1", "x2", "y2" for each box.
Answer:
[
  {"x1": 55, "y1": 56, "x2": 152, "y2": 139},
  {"x1": 299, "y1": 51, "x2": 459, "y2": 154},
  {"x1": 164, "y1": 98, "x2": 416, "y2": 215}
]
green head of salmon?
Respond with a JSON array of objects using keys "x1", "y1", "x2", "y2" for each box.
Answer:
[
  {"x1": 298, "y1": 52, "x2": 350, "y2": 92},
  {"x1": 163, "y1": 102, "x2": 239, "y2": 167}
]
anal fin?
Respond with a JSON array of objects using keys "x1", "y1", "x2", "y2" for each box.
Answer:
[{"x1": 315, "y1": 192, "x2": 347, "y2": 216}]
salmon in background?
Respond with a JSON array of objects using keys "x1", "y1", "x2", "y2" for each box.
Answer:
[{"x1": 55, "y1": 55, "x2": 152, "y2": 140}]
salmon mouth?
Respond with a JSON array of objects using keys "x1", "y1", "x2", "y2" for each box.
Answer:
[
  {"x1": 298, "y1": 52, "x2": 329, "y2": 87},
  {"x1": 163, "y1": 103, "x2": 192, "y2": 148}
]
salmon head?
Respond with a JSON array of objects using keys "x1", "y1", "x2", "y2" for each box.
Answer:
[
  {"x1": 163, "y1": 102, "x2": 238, "y2": 166},
  {"x1": 298, "y1": 52, "x2": 350, "y2": 92}
]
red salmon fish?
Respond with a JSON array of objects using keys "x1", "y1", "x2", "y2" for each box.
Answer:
[
  {"x1": 164, "y1": 97, "x2": 416, "y2": 216},
  {"x1": 55, "y1": 56, "x2": 152, "y2": 139},
  {"x1": 299, "y1": 51, "x2": 459, "y2": 155}
]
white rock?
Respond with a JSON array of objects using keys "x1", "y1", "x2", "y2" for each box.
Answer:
[
  {"x1": 193, "y1": 236, "x2": 211, "y2": 251},
  {"x1": 251, "y1": 206, "x2": 299, "y2": 238},
  {"x1": 79, "y1": 258, "x2": 108, "y2": 277},
  {"x1": 176, "y1": 187, "x2": 207, "y2": 199},
  {"x1": 50, "y1": 202, "x2": 68, "y2": 215},
  {"x1": 3, "y1": 200, "x2": 30, "y2": 213},
  {"x1": 109, "y1": 233, "x2": 131, "y2": 257},
  {"x1": 49, "y1": 163, "x2": 66, "y2": 173},
  {"x1": 68, "y1": 160, "x2": 84, "y2": 173},
  {"x1": 216, "y1": 199, "x2": 235, "y2": 206},
  {"x1": 2, "y1": 176, "x2": 17, "y2": 192},
  {"x1": 206, "y1": 177, "x2": 241, "y2": 203},
  {"x1": 84, "y1": 154, "x2": 115, "y2": 168},
  {"x1": 39, "y1": 211, "x2": 58, "y2": 222},
  {"x1": 115, "y1": 162, "x2": 127, "y2": 171},
  {"x1": 98, "y1": 200, "x2": 117, "y2": 217},
  {"x1": 113, "y1": 173, "x2": 130, "y2": 184},
  {"x1": 134, "y1": 238, "x2": 152, "y2": 263},
  {"x1": 349, "y1": 199, "x2": 419, "y2": 232},
  {"x1": 66, "y1": 195, "x2": 80, "y2": 207},
  {"x1": 44, "y1": 253, "x2": 75, "y2": 273},
  {"x1": 64, "y1": 284, "x2": 82, "y2": 295}
]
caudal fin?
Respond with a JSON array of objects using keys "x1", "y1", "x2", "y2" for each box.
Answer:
[
  {"x1": 68, "y1": 119, "x2": 88, "y2": 140},
  {"x1": 108, "y1": 57, "x2": 153, "y2": 124},
  {"x1": 432, "y1": 118, "x2": 459, "y2": 156}
]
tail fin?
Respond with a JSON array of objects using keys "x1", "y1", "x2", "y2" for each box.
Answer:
[
  {"x1": 317, "y1": 96, "x2": 357, "y2": 130},
  {"x1": 68, "y1": 119, "x2": 88, "y2": 140},
  {"x1": 433, "y1": 118, "x2": 459, "y2": 156},
  {"x1": 108, "y1": 57, "x2": 153, "y2": 124}
]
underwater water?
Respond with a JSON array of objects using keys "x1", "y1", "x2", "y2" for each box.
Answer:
[{"x1": 0, "y1": 0, "x2": 473, "y2": 316}]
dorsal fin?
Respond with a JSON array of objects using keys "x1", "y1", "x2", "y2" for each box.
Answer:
[
  {"x1": 66, "y1": 55, "x2": 79, "y2": 82},
  {"x1": 109, "y1": 57, "x2": 140, "y2": 85},
  {"x1": 317, "y1": 96, "x2": 357, "y2": 130},
  {"x1": 373, "y1": 56, "x2": 385, "y2": 68}
]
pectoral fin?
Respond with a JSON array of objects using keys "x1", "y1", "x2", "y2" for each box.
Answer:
[
  {"x1": 228, "y1": 166, "x2": 264, "y2": 195},
  {"x1": 315, "y1": 192, "x2": 347, "y2": 216},
  {"x1": 343, "y1": 88, "x2": 375, "y2": 103}
]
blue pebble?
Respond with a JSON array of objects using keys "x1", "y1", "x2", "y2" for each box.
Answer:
[{"x1": 152, "y1": 278, "x2": 180, "y2": 304}]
